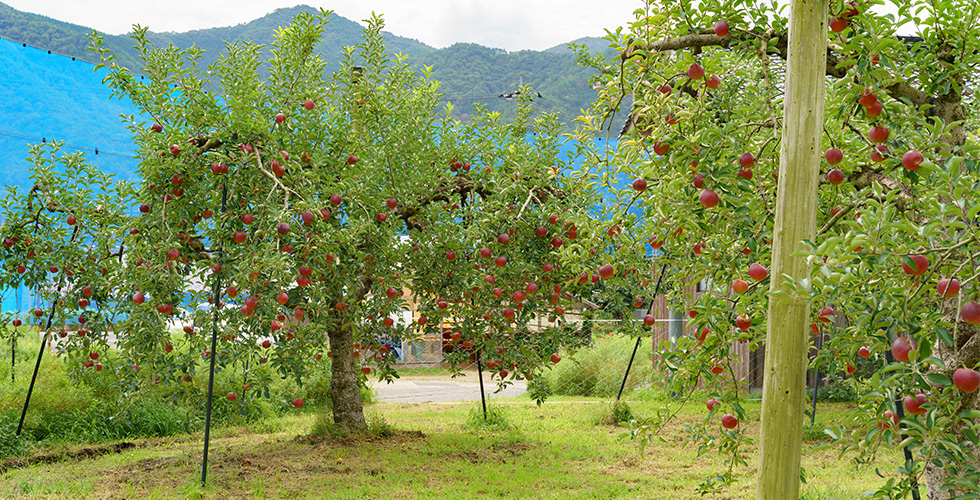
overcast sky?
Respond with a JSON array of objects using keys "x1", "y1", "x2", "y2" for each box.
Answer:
[{"x1": 3, "y1": 0, "x2": 643, "y2": 52}]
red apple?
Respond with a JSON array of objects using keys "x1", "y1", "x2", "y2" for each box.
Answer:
[
  {"x1": 721, "y1": 414, "x2": 738, "y2": 429},
  {"x1": 937, "y1": 278, "x2": 960, "y2": 298},
  {"x1": 706, "y1": 399, "x2": 719, "y2": 411},
  {"x1": 598, "y1": 264, "x2": 614, "y2": 278},
  {"x1": 858, "y1": 346, "x2": 870, "y2": 358},
  {"x1": 901, "y1": 254, "x2": 929, "y2": 276},
  {"x1": 891, "y1": 336, "x2": 916, "y2": 362},
  {"x1": 827, "y1": 169, "x2": 845, "y2": 185},
  {"x1": 961, "y1": 301, "x2": 980, "y2": 325},
  {"x1": 698, "y1": 189, "x2": 719, "y2": 208},
  {"x1": 731, "y1": 279, "x2": 748, "y2": 294},
  {"x1": 706, "y1": 75, "x2": 721, "y2": 89},
  {"x1": 293, "y1": 398, "x2": 304, "y2": 408},
  {"x1": 654, "y1": 141, "x2": 669, "y2": 155},
  {"x1": 748, "y1": 263, "x2": 768, "y2": 281},
  {"x1": 829, "y1": 17, "x2": 848, "y2": 32},
  {"x1": 903, "y1": 394, "x2": 928, "y2": 415},
  {"x1": 878, "y1": 410, "x2": 899, "y2": 429},
  {"x1": 133, "y1": 292, "x2": 145, "y2": 305},
  {"x1": 736, "y1": 315, "x2": 752, "y2": 332},
  {"x1": 713, "y1": 20, "x2": 729, "y2": 37},
  {"x1": 233, "y1": 232, "x2": 247, "y2": 244},
  {"x1": 330, "y1": 194, "x2": 342, "y2": 206},
  {"x1": 825, "y1": 148, "x2": 843, "y2": 165},
  {"x1": 347, "y1": 155, "x2": 358, "y2": 165},
  {"x1": 953, "y1": 368, "x2": 980, "y2": 393},
  {"x1": 497, "y1": 233, "x2": 510, "y2": 245},
  {"x1": 818, "y1": 306, "x2": 835, "y2": 323},
  {"x1": 739, "y1": 152, "x2": 755, "y2": 168},
  {"x1": 632, "y1": 178, "x2": 647, "y2": 192},
  {"x1": 868, "y1": 126, "x2": 889, "y2": 144},
  {"x1": 846, "y1": 364, "x2": 856, "y2": 374},
  {"x1": 692, "y1": 173, "x2": 705, "y2": 189},
  {"x1": 550, "y1": 353, "x2": 561, "y2": 364},
  {"x1": 858, "y1": 92, "x2": 878, "y2": 108},
  {"x1": 687, "y1": 63, "x2": 705, "y2": 80},
  {"x1": 902, "y1": 150, "x2": 924, "y2": 171}
]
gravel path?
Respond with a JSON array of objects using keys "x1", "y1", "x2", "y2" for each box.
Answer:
[{"x1": 371, "y1": 377, "x2": 527, "y2": 403}]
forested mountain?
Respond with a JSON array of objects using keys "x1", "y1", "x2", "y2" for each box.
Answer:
[{"x1": 0, "y1": 3, "x2": 609, "y2": 124}]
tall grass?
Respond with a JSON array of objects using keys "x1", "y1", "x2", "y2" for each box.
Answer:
[
  {"x1": 544, "y1": 333, "x2": 654, "y2": 397},
  {"x1": 0, "y1": 325, "x2": 365, "y2": 460}
]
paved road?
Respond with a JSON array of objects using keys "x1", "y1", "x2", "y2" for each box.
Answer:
[{"x1": 371, "y1": 378, "x2": 527, "y2": 403}]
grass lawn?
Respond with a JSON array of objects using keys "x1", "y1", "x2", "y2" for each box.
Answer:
[{"x1": 0, "y1": 392, "x2": 918, "y2": 500}]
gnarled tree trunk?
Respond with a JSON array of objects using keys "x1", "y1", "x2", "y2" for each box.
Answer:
[{"x1": 327, "y1": 321, "x2": 367, "y2": 431}]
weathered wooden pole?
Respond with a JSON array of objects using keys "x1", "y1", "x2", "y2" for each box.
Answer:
[{"x1": 755, "y1": 1, "x2": 827, "y2": 499}]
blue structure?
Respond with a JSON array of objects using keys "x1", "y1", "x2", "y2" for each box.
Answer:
[{"x1": 0, "y1": 37, "x2": 142, "y2": 314}]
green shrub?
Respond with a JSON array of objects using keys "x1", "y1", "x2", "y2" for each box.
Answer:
[
  {"x1": 813, "y1": 377, "x2": 856, "y2": 403},
  {"x1": 464, "y1": 404, "x2": 513, "y2": 432},
  {"x1": 525, "y1": 373, "x2": 552, "y2": 405},
  {"x1": 0, "y1": 416, "x2": 28, "y2": 459},
  {"x1": 545, "y1": 333, "x2": 653, "y2": 397}
]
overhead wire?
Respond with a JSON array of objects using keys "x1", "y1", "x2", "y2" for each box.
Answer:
[{"x1": 0, "y1": 35, "x2": 138, "y2": 161}]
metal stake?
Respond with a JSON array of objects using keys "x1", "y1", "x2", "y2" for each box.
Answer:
[
  {"x1": 809, "y1": 325, "x2": 824, "y2": 426},
  {"x1": 616, "y1": 263, "x2": 667, "y2": 401},
  {"x1": 884, "y1": 348, "x2": 921, "y2": 500},
  {"x1": 17, "y1": 226, "x2": 77, "y2": 436},
  {"x1": 476, "y1": 349, "x2": 487, "y2": 420},
  {"x1": 201, "y1": 184, "x2": 228, "y2": 487}
]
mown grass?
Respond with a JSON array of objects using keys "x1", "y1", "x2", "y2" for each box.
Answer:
[{"x1": 0, "y1": 395, "x2": 920, "y2": 500}]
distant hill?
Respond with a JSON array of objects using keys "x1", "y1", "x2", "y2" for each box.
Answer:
[{"x1": 0, "y1": 3, "x2": 605, "y2": 124}]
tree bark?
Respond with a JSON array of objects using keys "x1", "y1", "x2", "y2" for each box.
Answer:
[
  {"x1": 925, "y1": 302, "x2": 980, "y2": 499},
  {"x1": 327, "y1": 321, "x2": 367, "y2": 431},
  {"x1": 755, "y1": 1, "x2": 827, "y2": 499}
]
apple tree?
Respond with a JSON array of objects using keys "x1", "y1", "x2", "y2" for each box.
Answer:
[
  {"x1": 570, "y1": 0, "x2": 980, "y2": 498},
  {"x1": 0, "y1": 143, "x2": 137, "y2": 411},
  {"x1": 73, "y1": 9, "x2": 604, "y2": 432}
]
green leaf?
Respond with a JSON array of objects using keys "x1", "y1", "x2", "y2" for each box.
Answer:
[{"x1": 925, "y1": 373, "x2": 951, "y2": 386}]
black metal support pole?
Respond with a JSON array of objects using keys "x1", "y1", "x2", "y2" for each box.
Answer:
[
  {"x1": 241, "y1": 356, "x2": 250, "y2": 402},
  {"x1": 11, "y1": 337, "x2": 15, "y2": 383},
  {"x1": 476, "y1": 349, "x2": 487, "y2": 420},
  {"x1": 201, "y1": 184, "x2": 228, "y2": 487},
  {"x1": 616, "y1": 263, "x2": 668, "y2": 401},
  {"x1": 17, "y1": 308, "x2": 55, "y2": 435},
  {"x1": 810, "y1": 326, "x2": 824, "y2": 426},
  {"x1": 884, "y1": 349, "x2": 921, "y2": 500},
  {"x1": 17, "y1": 226, "x2": 77, "y2": 436}
]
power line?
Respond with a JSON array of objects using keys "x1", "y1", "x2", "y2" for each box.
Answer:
[
  {"x1": 0, "y1": 34, "x2": 99, "y2": 66},
  {"x1": 0, "y1": 128, "x2": 135, "y2": 159}
]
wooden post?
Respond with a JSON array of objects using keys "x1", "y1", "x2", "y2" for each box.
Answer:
[{"x1": 755, "y1": 1, "x2": 827, "y2": 499}]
